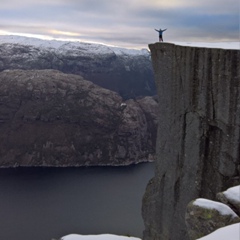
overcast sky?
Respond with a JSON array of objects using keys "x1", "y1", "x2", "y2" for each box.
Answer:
[{"x1": 0, "y1": 0, "x2": 239, "y2": 48}]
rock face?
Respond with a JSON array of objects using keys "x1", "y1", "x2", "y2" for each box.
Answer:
[
  {"x1": 142, "y1": 43, "x2": 240, "y2": 240},
  {"x1": 0, "y1": 69, "x2": 157, "y2": 167},
  {"x1": 0, "y1": 36, "x2": 155, "y2": 100}
]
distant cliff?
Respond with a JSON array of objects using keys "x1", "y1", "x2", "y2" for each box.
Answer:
[
  {"x1": 142, "y1": 43, "x2": 240, "y2": 240},
  {"x1": 0, "y1": 36, "x2": 155, "y2": 100},
  {"x1": 0, "y1": 69, "x2": 157, "y2": 167}
]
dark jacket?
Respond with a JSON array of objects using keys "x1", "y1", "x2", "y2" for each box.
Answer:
[{"x1": 155, "y1": 28, "x2": 167, "y2": 36}]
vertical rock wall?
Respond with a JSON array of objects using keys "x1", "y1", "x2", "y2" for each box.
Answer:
[{"x1": 142, "y1": 43, "x2": 240, "y2": 240}]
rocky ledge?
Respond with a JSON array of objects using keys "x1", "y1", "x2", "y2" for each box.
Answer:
[{"x1": 0, "y1": 69, "x2": 157, "y2": 167}]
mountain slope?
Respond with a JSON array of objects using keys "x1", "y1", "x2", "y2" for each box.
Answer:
[{"x1": 0, "y1": 69, "x2": 157, "y2": 167}]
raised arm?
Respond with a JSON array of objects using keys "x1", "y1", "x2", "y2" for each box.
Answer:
[
  {"x1": 155, "y1": 29, "x2": 160, "y2": 32},
  {"x1": 162, "y1": 28, "x2": 167, "y2": 32}
]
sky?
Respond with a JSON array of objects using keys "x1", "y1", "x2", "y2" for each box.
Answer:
[{"x1": 0, "y1": 0, "x2": 239, "y2": 49}]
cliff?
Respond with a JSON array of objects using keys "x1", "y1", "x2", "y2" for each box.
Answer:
[
  {"x1": 142, "y1": 43, "x2": 240, "y2": 240},
  {"x1": 0, "y1": 36, "x2": 155, "y2": 100},
  {"x1": 0, "y1": 69, "x2": 157, "y2": 167}
]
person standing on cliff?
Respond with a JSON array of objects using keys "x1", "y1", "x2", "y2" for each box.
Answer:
[{"x1": 155, "y1": 28, "x2": 167, "y2": 42}]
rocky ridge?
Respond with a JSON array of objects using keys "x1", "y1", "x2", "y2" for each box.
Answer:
[
  {"x1": 0, "y1": 69, "x2": 157, "y2": 167},
  {"x1": 0, "y1": 35, "x2": 155, "y2": 100}
]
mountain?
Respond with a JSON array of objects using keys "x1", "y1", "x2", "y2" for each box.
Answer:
[
  {"x1": 0, "y1": 69, "x2": 157, "y2": 167},
  {"x1": 0, "y1": 35, "x2": 156, "y2": 100}
]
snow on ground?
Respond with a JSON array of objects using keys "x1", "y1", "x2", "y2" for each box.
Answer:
[
  {"x1": 0, "y1": 35, "x2": 62, "y2": 48},
  {"x1": 193, "y1": 198, "x2": 238, "y2": 217},
  {"x1": 173, "y1": 41, "x2": 239, "y2": 50},
  {"x1": 223, "y1": 185, "x2": 240, "y2": 203},
  {"x1": 61, "y1": 234, "x2": 141, "y2": 240},
  {"x1": 197, "y1": 223, "x2": 240, "y2": 240}
]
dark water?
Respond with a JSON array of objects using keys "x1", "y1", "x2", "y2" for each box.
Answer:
[{"x1": 0, "y1": 163, "x2": 154, "y2": 240}]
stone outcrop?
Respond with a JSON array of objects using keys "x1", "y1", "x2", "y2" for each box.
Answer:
[
  {"x1": 217, "y1": 185, "x2": 240, "y2": 215},
  {"x1": 142, "y1": 43, "x2": 240, "y2": 240},
  {"x1": 185, "y1": 185, "x2": 240, "y2": 239},
  {"x1": 0, "y1": 36, "x2": 155, "y2": 100},
  {"x1": 185, "y1": 198, "x2": 240, "y2": 240},
  {"x1": 0, "y1": 69, "x2": 157, "y2": 167}
]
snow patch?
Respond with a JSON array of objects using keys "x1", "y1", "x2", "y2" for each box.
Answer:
[
  {"x1": 193, "y1": 198, "x2": 238, "y2": 217},
  {"x1": 173, "y1": 41, "x2": 239, "y2": 50},
  {"x1": 197, "y1": 223, "x2": 240, "y2": 240},
  {"x1": 61, "y1": 234, "x2": 141, "y2": 240}
]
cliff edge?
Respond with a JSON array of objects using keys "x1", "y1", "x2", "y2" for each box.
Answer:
[{"x1": 142, "y1": 43, "x2": 240, "y2": 240}]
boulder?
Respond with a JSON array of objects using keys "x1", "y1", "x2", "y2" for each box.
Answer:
[
  {"x1": 217, "y1": 185, "x2": 240, "y2": 216},
  {"x1": 185, "y1": 198, "x2": 240, "y2": 240}
]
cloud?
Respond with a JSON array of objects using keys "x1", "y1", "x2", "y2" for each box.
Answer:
[{"x1": 0, "y1": 0, "x2": 239, "y2": 48}]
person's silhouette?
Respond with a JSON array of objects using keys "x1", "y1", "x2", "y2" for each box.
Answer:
[{"x1": 155, "y1": 28, "x2": 167, "y2": 42}]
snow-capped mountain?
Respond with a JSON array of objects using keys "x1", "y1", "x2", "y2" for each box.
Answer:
[
  {"x1": 0, "y1": 35, "x2": 150, "y2": 56},
  {"x1": 0, "y1": 35, "x2": 155, "y2": 99}
]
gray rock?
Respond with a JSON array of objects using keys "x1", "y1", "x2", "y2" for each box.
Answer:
[
  {"x1": 217, "y1": 185, "x2": 240, "y2": 216},
  {"x1": 0, "y1": 69, "x2": 157, "y2": 167},
  {"x1": 185, "y1": 198, "x2": 240, "y2": 240},
  {"x1": 142, "y1": 43, "x2": 240, "y2": 240}
]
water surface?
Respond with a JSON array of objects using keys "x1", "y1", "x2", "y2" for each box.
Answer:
[{"x1": 0, "y1": 163, "x2": 154, "y2": 240}]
